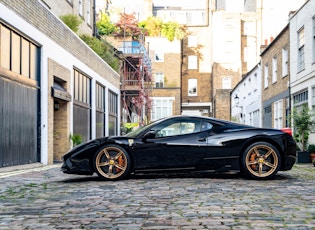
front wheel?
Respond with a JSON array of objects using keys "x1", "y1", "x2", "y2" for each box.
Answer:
[
  {"x1": 93, "y1": 144, "x2": 131, "y2": 180},
  {"x1": 241, "y1": 142, "x2": 281, "y2": 180}
]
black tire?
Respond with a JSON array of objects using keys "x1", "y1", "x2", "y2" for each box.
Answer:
[
  {"x1": 241, "y1": 142, "x2": 281, "y2": 180},
  {"x1": 93, "y1": 144, "x2": 131, "y2": 180}
]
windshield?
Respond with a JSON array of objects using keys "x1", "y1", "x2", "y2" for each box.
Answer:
[{"x1": 125, "y1": 119, "x2": 161, "y2": 138}]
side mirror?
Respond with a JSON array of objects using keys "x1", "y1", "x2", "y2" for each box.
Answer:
[{"x1": 142, "y1": 131, "x2": 156, "y2": 142}]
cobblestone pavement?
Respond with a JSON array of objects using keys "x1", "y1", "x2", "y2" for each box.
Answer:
[{"x1": 0, "y1": 164, "x2": 314, "y2": 230}]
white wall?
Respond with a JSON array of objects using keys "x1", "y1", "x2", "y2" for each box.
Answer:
[
  {"x1": 289, "y1": 0, "x2": 315, "y2": 144},
  {"x1": 231, "y1": 64, "x2": 262, "y2": 127},
  {"x1": 1, "y1": 3, "x2": 121, "y2": 164}
]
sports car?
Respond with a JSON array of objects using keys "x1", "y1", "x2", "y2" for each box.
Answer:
[{"x1": 61, "y1": 115, "x2": 296, "y2": 180}]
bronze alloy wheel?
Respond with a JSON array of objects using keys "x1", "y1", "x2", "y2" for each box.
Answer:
[
  {"x1": 94, "y1": 145, "x2": 131, "y2": 180},
  {"x1": 242, "y1": 142, "x2": 281, "y2": 180}
]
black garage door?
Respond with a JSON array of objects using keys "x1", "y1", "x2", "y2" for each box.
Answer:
[{"x1": 0, "y1": 78, "x2": 40, "y2": 167}]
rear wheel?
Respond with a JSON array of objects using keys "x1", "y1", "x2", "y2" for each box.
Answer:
[
  {"x1": 93, "y1": 144, "x2": 131, "y2": 180},
  {"x1": 242, "y1": 142, "x2": 281, "y2": 180}
]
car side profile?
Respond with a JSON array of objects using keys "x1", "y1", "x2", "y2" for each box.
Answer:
[{"x1": 62, "y1": 116, "x2": 297, "y2": 180}]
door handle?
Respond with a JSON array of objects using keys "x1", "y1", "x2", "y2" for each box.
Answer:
[{"x1": 198, "y1": 138, "x2": 206, "y2": 142}]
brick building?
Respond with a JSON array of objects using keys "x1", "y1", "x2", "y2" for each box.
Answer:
[
  {"x1": 261, "y1": 25, "x2": 291, "y2": 129},
  {"x1": 146, "y1": 37, "x2": 182, "y2": 120}
]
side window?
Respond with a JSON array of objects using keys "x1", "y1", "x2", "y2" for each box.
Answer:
[
  {"x1": 201, "y1": 121, "x2": 213, "y2": 131},
  {"x1": 155, "y1": 120, "x2": 204, "y2": 137}
]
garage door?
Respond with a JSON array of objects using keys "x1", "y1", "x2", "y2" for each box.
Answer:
[{"x1": 0, "y1": 78, "x2": 39, "y2": 167}]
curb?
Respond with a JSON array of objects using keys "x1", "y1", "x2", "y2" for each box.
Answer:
[{"x1": 0, "y1": 163, "x2": 61, "y2": 178}]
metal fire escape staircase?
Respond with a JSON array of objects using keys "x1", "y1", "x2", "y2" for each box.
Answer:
[{"x1": 118, "y1": 40, "x2": 152, "y2": 125}]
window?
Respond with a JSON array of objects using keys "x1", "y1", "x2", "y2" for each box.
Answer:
[
  {"x1": 155, "y1": 72, "x2": 164, "y2": 88},
  {"x1": 11, "y1": 32, "x2": 21, "y2": 74},
  {"x1": 0, "y1": 23, "x2": 39, "y2": 81},
  {"x1": 108, "y1": 91, "x2": 118, "y2": 136},
  {"x1": 222, "y1": 77, "x2": 231, "y2": 89},
  {"x1": 188, "y1": 36, "x2": 197, "y2": 47},
  {"x1": 272, "y1": 57, "x2": 277, "y2": 83},
  {"x1": 188, "y1": 79, "x2": 197, "y2": 96},
  {"x1": 298, "y1": 27, "x2": 305, "y2": 71},
  {"x1": 96, "y1": 83, "x2": 105, "y2": 138},
  {"x1": 155, "y1": 51, "x2": 164, "y2": 62},
  {"x1": 186, "y1": 11, "x2": 205, "y2": 26},
  {"x1": 73, "y1": 69, "x2": 91, "y2": 142},
  {"x1": 176, "y1": 12, "x2": 187, "y2": 24},
  {"x1": 151, "y1": 97, "x2": 174, "y2": 121},
  {"x1": 313, "y1": 17, "x2": 315, "y2": 63},
  {"x1": 154, "y1": 119, "x2": 212, "y2": 137},
  {"x1": 264, "y1": 105, "x2": 271, "y2": 115},
  {"x1": 87, "y1": 0, "x2": 91, "y2": 25},
  {"x1": 79, "y1": 0, "x2": 83, "y2": 16},
  {"x1": 282, "y1": 47, "x2": 288, "y2": 77},
  {"x1": 244, "y1": 21, "x2": 255, "y2": 36},
  {"x1": 250, "y1": 110, "x2": 260, "y2": 127},
  {"x1": 1, "y1": 25, "x2": 11, "y2": 70},
  {"x1": 293, "y1": 90, "x2": 308, "y2": 106},
  {"x1": 274, "y1": 99, "x2": 283, "y2": 129},
  {"x1": 21, "y1": 38, "x2": 30, "y2": 78},
  {"x1": 188, "y1": 55, "x2": 197, "y2": 69},
  {"x1": 312, "y1": 87, "x2": 315, "y2": 130},
  {"x1": 264, "y1": 64, "x2": 268, "y2": 88}
]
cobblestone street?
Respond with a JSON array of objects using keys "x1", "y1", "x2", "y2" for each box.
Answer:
[{"x1": 0, "y1": 164, "x2": 314, "y2": 230}]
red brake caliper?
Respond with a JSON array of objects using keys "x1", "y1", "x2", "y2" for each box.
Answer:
[
  {"x1": 116, "y1": 155, "x2": 124, "y2": 173},
  {"x1": 250, "y1": 153, "x2": 257, "y2": 170}
]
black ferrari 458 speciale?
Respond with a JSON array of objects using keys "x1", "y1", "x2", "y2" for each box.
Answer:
[{"x1": 62, "y1": 116, "x2": 296, "y2": 180}]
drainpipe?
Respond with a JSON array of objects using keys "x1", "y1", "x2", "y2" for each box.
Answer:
[{"x1": 92, "y1": 0, "x2": 96, "y2": 37}]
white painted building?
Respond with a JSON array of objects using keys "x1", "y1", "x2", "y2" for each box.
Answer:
[
  {"x1": 0, "y1": 1, "x2": 121, "y2": 167},
  {"x1": 231, "y1": 64, "x2": 262, "y2": 127},
  {"x1": 289, "y1": 0, "x2": 315, "y2": 144}
]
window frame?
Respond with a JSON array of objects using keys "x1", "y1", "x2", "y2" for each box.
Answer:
[
  {"x1": 155, "y1": 72, "x2": 164, "y2": 88},
  {"x1": 264, "y1": 64, "x2": 269, "y2": 88},
  {"x1": 188, "y1": 78, "x2": 198, "y2": 96},
  {"x1": 188, "y1": 55, "x2": 198, "y2": 70},
  {"x1": 297, "y1": 27, "x2": 305, "y2": 71},
  {"x1": 282, "y1": 47, "x2": 288, "y2": 77},
  {"x1": 272, "y1": 56, "x2": 277, "y2": 83}
]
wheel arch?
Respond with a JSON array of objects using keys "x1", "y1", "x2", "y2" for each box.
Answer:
[
  {"x1": 238, "y1": 135, "x2": 284, "y2": 170},
  {"x1": 89, "y1": 143, "x2": 135, "y2": 174}
]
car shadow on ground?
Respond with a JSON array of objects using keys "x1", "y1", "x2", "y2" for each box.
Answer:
[{"x1": 60, "y1": 171, "x2": 293, "y2": 183}]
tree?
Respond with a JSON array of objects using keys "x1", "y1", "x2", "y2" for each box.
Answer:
[
  {"x1": 292, "y1": 104, "x2": 315, "y2": 151},
  {"x1": 138, "y1": 16, "x2": 162, "y2": 36},
  {"x1": 161, "y1": 21, "x2": 186, "y2": 41},
  {"x1": 139, "y1": 17, "x2": 187, "y2": 41},
  {"x1": 115, "y1": 13, "x2": 142, "y2": 39},
  {"x1": 96, "y1": 13, "x2": 116, "y2": 35}
]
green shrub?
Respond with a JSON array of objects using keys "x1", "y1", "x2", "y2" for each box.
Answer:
[{"x1": 60, "y1": 14, "x2": 82, "y2": 33}]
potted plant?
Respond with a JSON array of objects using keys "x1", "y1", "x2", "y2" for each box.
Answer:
[
  {"x1": 70, "y1": 134, "x2": 83, "y2": 147},
  {"x1": 291, "y1": 104, "x2": 315, "y2": 163},
  {"x1": 308, "y1": 144, "x2": 315, "y2": 163}
]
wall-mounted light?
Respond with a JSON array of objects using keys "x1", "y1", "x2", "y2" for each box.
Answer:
[
  {"x1": 234, "y1": 94, "x2": 243, "y2": 108},
  {"x1": 54, "y1": 100, "x2": 60, "y2": 111}
]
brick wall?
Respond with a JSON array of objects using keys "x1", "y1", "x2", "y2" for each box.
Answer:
[
  {"x1": 214, "y1": 89, "x2": 232, "y2": 120},
  {"x1": 261, "y1": 26, "x2": 290, "y2": 128},
  {"x1": 48, "y1": 58, "x2": 71, "y2": 163},
  {"x1": 42, "y1": 0, "x2": 94, "y2": 35},
  {"x1": 1, "y1": 0, "x2": 120, "y2": 88},
  {"x1": 181, "y1": 37, "x2": 212, "y2": 104}
]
